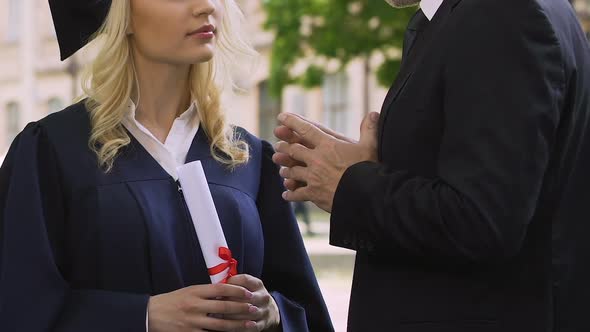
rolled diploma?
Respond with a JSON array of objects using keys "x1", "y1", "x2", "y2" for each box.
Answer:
[{"x1": 177, "y1": 161, "x2": 231, "y2": 284}]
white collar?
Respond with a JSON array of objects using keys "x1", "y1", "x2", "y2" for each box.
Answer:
[
  {"x1": 126, "y1": 99, "x2": 198, "y2": 124},
  {"x1": 421, "y1": 0, "x2": 444, "y2": 21},
  {"x1": 122, "y1": 99, "x2": 200, "y2": 179}
]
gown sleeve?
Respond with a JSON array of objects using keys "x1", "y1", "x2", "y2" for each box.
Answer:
[
  {"x1": 256, "y1": 140, "x2": 334, "y2": 332},
  {"x1": 0, "y1": 123, "x2": 149, "y2": 331}
]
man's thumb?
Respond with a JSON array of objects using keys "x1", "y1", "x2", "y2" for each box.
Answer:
[{"x1": 359, "y1": 112, "x2": 379, "y2": 146}]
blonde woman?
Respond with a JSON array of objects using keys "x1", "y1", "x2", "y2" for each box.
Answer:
[{"x1": 0, "y1": 1, "x2": 333, "y2": 331}]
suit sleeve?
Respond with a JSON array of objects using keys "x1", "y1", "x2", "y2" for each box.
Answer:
[
  {"x1": 257, "y1": 141, "x2": 334, "y2": 332},
  {"x1": 0, "y1": 123, "x2": 149, "y2": 331},
  {"x1": 330, "y1": 2, "x2": 565, "y2": 263}
]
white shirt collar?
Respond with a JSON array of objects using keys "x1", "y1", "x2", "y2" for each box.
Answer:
[
  {"x1": 126, "y1": 99, "x2": 198, "y2": 129},
  {"x1": 421, "y1": 0, "x2": 444, "y2": 21},
  {"x1": 122, "y1": 99, "x2": 200, "y2": 179}
]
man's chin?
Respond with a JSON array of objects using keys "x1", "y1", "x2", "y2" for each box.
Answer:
[{"x1": 383, "y1": 0, "x2": 421, "y2": 8}]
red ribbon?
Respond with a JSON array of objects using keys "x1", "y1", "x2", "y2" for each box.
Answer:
[{"x1": 208, "y1": 247, "x2": 238, "y2": 284}]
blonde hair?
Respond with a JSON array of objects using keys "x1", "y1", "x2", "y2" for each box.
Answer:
[{"x1": 81, "y1": 0, "x2": 255, "y2": 172}]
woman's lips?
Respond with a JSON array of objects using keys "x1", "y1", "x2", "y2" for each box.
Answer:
[{"x1": 188, "y1": 24, "x2": 216, "y2": 39}]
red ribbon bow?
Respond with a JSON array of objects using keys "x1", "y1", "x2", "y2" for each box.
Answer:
[{"x1": 208, "y1": 247, "x2": 238, "y2": 284}]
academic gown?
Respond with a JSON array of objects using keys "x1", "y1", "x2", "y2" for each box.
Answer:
[{"x1": 0, "y1": 101, "x2": 334, "y2": 332}]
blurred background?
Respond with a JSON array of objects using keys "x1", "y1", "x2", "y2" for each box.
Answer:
[{"x1": 0, "y1": 1, "x2": 588, "y2": 330}]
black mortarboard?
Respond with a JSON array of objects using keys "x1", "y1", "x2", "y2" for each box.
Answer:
[{"x1": 48, "y1": 0, "x2": 112, "y2": 61}]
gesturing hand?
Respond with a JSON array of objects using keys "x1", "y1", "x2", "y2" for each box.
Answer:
[
  {"x1": 273, "y1": 112, "x2": 379, "y2": 212},
  {"x1": 273, "y1": 113, "x2": 357, "y2": 192}
]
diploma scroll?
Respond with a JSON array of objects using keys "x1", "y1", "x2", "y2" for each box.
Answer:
[{"x1": 177, "y1": 161, "x2": 237, "y2": 284}]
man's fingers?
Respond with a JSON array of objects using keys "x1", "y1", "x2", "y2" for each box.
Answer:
[
  {"x1": 307, "y1": 119, "x2": 352, "y2": 143},
  {"x1": 359, "y1": 112, "x2": 379, "y2": 145},
  {"x1": 271, "y1": 148, "x2": 307, "y2": 190},
  {"x1": 274, "y1": 125, "x2": 304, "y2": 145},
  {"x1": 282, "y1": 187, "x2": 310, "y2": 202},
  {"x1": 277, "y1": 113, "x2": 326, "y2": 146},
  {"x1": 274, "y1": 142, "x2": 312, "y2": 165},
  {"x1": 284, "y1": 178, "x2": 305, "y2": 191},
  {"x1": 359, "y1": 112, "x2": 379, "y2": 162},
  {"x1": 272, "y1": 152, "x2": 305, "y2": 168},
  {"x1": 279, "y1": 166, "x2": 308, "y2": 183},
  {"x1": 288, "y1": 112, "x2": 354, "y2": 143},
  {"x1": 274, "y1": 112, "x2": 354, "y2": 145}
]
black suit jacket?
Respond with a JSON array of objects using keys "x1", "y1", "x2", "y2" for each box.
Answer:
[{"x1": 330, "y1": 0, "x2": 590, "y2": 331}]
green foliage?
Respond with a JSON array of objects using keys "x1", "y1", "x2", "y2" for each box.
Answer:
[
  {"x1": 262, "y1": 0, "x2": 416, "y2": 96},
  {"x1": 376, "y1": 58, "x2": 402, "y2": 87},
  {"x1": 299, "y1": 65, "x2": 325, "y2": 88}
]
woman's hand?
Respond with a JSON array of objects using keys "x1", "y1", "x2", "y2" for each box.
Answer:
[
  {"x1": 147, "y1": 283, "x2": 260, "y2": 332},
  {"x1": 225, "y1": 274, "x2": 281, "y2": 332}
]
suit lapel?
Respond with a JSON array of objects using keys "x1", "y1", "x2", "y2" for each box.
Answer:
[{"x1": 377, "y1": 0, "x2": 463, "y2": 160}]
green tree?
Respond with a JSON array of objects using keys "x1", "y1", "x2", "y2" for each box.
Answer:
[{"x1": 262, "y1": 0, "x2": 415, "y2": 113}]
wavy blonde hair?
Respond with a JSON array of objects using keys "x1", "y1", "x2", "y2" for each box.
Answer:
[{"x1": 81, "y1": 0, "x2": 255, "y2": 172}]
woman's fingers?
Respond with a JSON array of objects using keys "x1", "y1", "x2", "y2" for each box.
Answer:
[
  {"x1": 195, "y1": 299, "x2": 256, "y2": 315},
  {"x1": 221, "y1": 305, "x2": 264, "y2": 322},
  {"x1": 191, "y1": 315, "x2": 256, "y2": 332},
  {"x1": 189, "y1": 283, "x2": 253, "y2": 300}
]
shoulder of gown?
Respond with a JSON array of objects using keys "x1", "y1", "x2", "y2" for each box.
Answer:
[
  {"x1": 0, "y1": 100, "x2": 151, "y2": 331},
  {"x1": 38, "y1": 100, "x2": 92, "y2": 148}
]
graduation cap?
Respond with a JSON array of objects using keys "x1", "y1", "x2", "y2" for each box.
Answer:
[{"x1": 48, "y1": 0, "x2": 112, "y2": 61}]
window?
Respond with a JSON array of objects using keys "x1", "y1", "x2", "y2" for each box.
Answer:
[
  {"x1": 5, "y1": 102, "x2": 20, "y2": 145},
  {"x1": 48, "y1": 97, "x2": 64, "y2": 114},
  {"x1": 322, "y1": 72, "x2": 349, "y2": 136},
  {"x1": 6, "y1": 0, "x2": 21, "y2": 42},
  {"x1": 258, "y1": 81, "x2": 281, "y2": 142}
]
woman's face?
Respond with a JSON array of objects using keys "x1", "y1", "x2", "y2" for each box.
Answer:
[{"x1": 129, "y1": 0, "x2": 224, "y2": 65}]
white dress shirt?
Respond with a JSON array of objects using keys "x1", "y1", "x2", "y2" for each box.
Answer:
[
  {"x1": 121, "y1": 99, "x2": 200, "y2": 180},
  {"x1": 421, "y1": 0, "x2": 444, "y2": 20}
]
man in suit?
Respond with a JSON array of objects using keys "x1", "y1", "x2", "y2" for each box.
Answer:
[{"x1": 273, "y1": 0, "x2": 590, "y2": 331}]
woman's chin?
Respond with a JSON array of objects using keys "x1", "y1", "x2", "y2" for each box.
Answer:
[
  {"x1": 169, "y1": 55, "x2": 213, "y2": 66},
  {"x1": 183, "y1": 49, "x2": 215, "y2": 65}
]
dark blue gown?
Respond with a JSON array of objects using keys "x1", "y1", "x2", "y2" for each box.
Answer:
[{"x1": 0, "y1": 102, "x2": 334, "y2": 332}]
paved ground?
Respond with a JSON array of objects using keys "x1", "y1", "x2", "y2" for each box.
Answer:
[{"x1": 299, "y1": 220, "x2": 355, "y2": 332}]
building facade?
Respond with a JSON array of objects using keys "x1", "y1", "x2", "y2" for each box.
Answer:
[{"x1": 0, "y1": 0, "x2": 389, "y2": 158}]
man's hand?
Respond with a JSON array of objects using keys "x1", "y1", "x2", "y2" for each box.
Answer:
[
  {"x1": 273, "y1": 112, "x2": 379, "y2": 212},
  {"x1": 273, "y1": 113, "x2": 357, "y2": 192}
]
